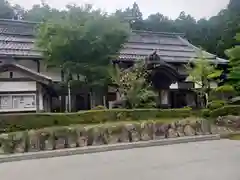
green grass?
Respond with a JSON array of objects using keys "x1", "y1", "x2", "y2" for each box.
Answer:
[
  {"x1": 229, "y1": 134, "x2": 240, "y2": 140},
  {"x1": 0, "y1": 108, "x2": 194, "y2": 133}
]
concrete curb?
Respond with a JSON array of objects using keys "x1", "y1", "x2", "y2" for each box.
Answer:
[
  {"x1": 220, "y1": 131, "x2": 240, "y2": 138},
  {"x1": 0, "y1": 134, "x2": 220, "y2": 164}
]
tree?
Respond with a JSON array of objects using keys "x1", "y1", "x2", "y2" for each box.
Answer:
[
  {"x1": 0, "y1": 0, "x2": 15, "y2": 19},
  {"x1": 186, "y1": 51, "x2": 222, "y2": 107},
  {"x1": 109, "y1": 61, "x2": 157, "y2": 108},
  {"x1": 23, "y1": 4, "x2": 61, "y2": 22},
  {"x1": 36, "y1": 4, "x2": 130, "y2": 91},
  {"x1": 12, "y1": 4, "x2": 26, "y2": 20},
  {"x1": 226, "y1": 33, "x2": 240, "y2": 92}
]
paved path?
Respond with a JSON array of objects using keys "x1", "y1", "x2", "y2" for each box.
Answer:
[{"x1": 0, "y1": 139, "x2": 240, "y2": 180}]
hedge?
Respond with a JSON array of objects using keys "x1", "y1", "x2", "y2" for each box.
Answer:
[
  {"x1": 207, "y1": 100, "x2": 226, "y2": 111},
  {"x1": 0, "y1": 108, "x2": 193, "y2": 133},
  {"x1": 210, "y1": 105, "x2": 240, "y2": 117}
]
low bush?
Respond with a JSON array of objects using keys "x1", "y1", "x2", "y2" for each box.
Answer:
[
  {"x1": 0, "y1": 108, "x2": 194, "y2": 133},
  {"x1": 210, "y1": 105, "x2": 240, "y2": 117},
  {"x1": 91, "y1": 105, "x2": 106, "y2": 110},
  {"x1": 201, "y1": 109, "x2": 211, "y2": 118},
  {"x1": 207, "y1": 100, "x2": 226, "y2": 111}
]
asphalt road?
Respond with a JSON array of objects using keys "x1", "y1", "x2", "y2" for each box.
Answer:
[{"x1": 0, "y1": 139, "x2": 240, "y2": 180}]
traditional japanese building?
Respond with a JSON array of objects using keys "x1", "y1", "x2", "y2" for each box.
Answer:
[{"x1": 0, "y1": 19, "x2": 228, "y2": 112}]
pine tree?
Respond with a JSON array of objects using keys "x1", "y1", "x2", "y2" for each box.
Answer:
[{"x1": 226, "y1": 33, "x2": 240, "y2": 92}]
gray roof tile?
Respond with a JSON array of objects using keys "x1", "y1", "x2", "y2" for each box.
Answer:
[
  {"x1": 0, "y1": 19, "x2": 41, "y2": 58},
  {"x1": 0, "y1": 35, "x2": 34, "y2": 43},
  {"x1": 0, "y1": 49, "x2": 41, "y2": 57},
  {"x1": 119, "y1": 30, "x2": 227, "y2": 64},
  {"x1": 0, "y1": 19, "x2": 227, "y2": 64}
]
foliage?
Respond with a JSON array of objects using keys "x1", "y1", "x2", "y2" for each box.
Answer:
[
  {"x1": 186, "y1": 50, "x2": 221, "y2": 107},
  {"x1": 0, "y1": 0, "x2": 16, "y2": 19},
  {"x1": 109, "y1": 61, "x2": 157, "y2": 108},
  {"x1": 214, "y1": 85, "x2": 235, "y2": 93},
  {"x1": 0, "y1": 108, "x2": 194, "y2": 133},
  {"x1": 228, "y1": 134, "x2": 240, "y2": 140},
  {"x1": 36, "y1": 4, "x2": 130, "y2": 90},
  {"x1": 210, "y1": 105, "x2": 240, "y2": 117},
  {"x1": 24, "y1": 4, "x2": 61, "y2": 22},
  {"x1": 207, "y1": 100, "x2": 226, "y2": 111},
  {"x1": 226, "y1": 33, "x2": 240, "y2": 92},
  {"x1": 1, "y1": 0, "x2": 240, "y2": 59},
  {"x1": 92, "y1": 105, "x2": 106, "y2": 110},
  {"x1": 201, "y1": 109, "x2": 211, "y2": 118}
]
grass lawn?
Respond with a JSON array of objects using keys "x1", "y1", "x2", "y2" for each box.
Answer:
[
  {"x1": 69, "y1": 117, "x2": 200, "y2": 127},
  {"x1": 45, "y1": 118, "x2": 183, "y2": 131},
  {"x1": 228, "y1": 134, "x2": 240, "y2": 140}
]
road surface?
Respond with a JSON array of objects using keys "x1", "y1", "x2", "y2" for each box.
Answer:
[{"x1": 0, "y1": 139, "x2": 240, "y2": 180}]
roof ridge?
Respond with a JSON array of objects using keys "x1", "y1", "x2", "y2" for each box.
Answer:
[
  {"x1": 0, "y1": 19, "x2": 38, "y2": 25},
  {"x1": 132, "y1": 30, "x2": 185, "y2": 37},
  {"x1": 13, "y1": 62, "x2": 52, "y2": 80}
]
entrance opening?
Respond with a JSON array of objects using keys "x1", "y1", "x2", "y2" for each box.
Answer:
[{"x1": 75, "y1": 94, "x2": 90, "y2": 111}]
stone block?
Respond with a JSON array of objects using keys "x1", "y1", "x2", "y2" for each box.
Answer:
[
  {"x1": 184, "y1": 125, "x2": 196, "y2": 136},
  {"x1": 140, "y1": 122, "x2": 154, "y2": 141},
  {"x1": 28, "y1": 131, "x2": 41, "y2": 152},
  {"x1": 76, "y1": 127, "x2": 88, "y2": 147},
  {"x1": 154, "y1": 123, "x2": 169, "y2": 139},
  {"x1": 13, "y1": 132, "x2": 28, "y2": 153},
  {"x1": 125, "y1": 124, "x2": 141, "y2": 142}
]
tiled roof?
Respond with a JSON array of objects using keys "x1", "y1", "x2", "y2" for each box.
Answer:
[
  {"x1": 0, "y1": 19, "x2": 41, "y2": 58},
  {"x1": 0, "y1": 62, "x2": 52, "y2": 84},
  {"x1": 119, "y1": 30, "x2": 228, "y2": 64},
  {"x1": 0, "y1": 19, "x2": 228, "y2": 64}
]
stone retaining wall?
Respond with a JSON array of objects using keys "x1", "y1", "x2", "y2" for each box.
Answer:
[{"x1": 0, "y1": 119, "x2": 212, "y2": 154}]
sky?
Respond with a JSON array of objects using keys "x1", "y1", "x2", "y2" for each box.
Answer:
[{"x1": 9, "y1": 0, "x2": 230, "y2": 20}]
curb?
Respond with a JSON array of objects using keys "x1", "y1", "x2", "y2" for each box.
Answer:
[
  {"x1": 220, "y1": 131, "x2": 240, "y2": 138},
  {"x1": 0, "y1": 134, "x2": 220, "y2": 164}
]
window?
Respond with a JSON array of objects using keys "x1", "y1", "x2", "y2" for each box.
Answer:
[
  {"x1": 0, "y1": 94, "x2": 36, "y2": 110},
  {"x1": 9, "y1": 72, "x2": 13, "y2": 78},
  {"x1": 20, "y1": 96, "x2": 24, "y2": 103},
  {"x1": 0, "y1": 96, "x2": 12, "y2": 109}
]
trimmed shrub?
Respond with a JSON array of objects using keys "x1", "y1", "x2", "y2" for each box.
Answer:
[
  {"x1": 210, "y1": 105, "x2": 240, "y2": 117},
  {"x1": 91, "y1": 105, "x2": 106, "y2": 110},
  {"x1": 201, "y1": 109, "x2": 211, "y2": 118},
  {"x1": 207, "y1": 100, "x2": 226, "y2": 111},
  {"x1": 0, "y1": 108, "x2": 194, "y2": 133}
]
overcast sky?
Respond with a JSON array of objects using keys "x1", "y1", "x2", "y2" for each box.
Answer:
[{"x1": 9, "y1": 0, "x2": 229, "y2": 20}]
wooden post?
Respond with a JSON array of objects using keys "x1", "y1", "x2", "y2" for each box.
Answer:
[
  {"x1": 68, "y1": 81, "x2": 71, "y2": 112},
  {"x1": 36, "y1": 82, "x2": 40, "y2": 112},
  {"x1": 103, "y1": 95, "x2": 106, "y2": 107}
]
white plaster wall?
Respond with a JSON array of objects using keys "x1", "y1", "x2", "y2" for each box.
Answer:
[
  {"x1": 17, "y1": 60, "x2": 38, "y2": 71},
  {"x1": 170, "y1": 83, "x2": 178, "y2": 89},
  {"x1": 0, "y1": 71, "x2": 9, "y2": 78},
  {"x1": 0, "y1": 81, "x2": 36, "y2": 92},
  {"x1": 15, "y1": 60, "x2": 38, "y2": 78},
  {"x1": 41, "y1": 70, "x2": 62, "y2": 82},
  {"x1": 40, "y1": 63, "x2": 62, "y2": 82}
]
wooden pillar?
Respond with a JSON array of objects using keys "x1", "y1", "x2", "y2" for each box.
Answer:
[
  {"x1": 49, "y1": 95, "x2": 52, "y2": 112},
  {"x1": 60, "y1": 95, "x2": 66, "y2": 112},
  {"x1": 102, "y1": 95, "x2": 106, "y2": 107},
  {"x1": 36, "y1": 82, "x2": 40, "y2": 112},
  {"x1": 159, "y1": 89, "x2": 169, "y2": 109},
  {"x1": 37, "y1": 60, "x2": 40, "y2": 73}
]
